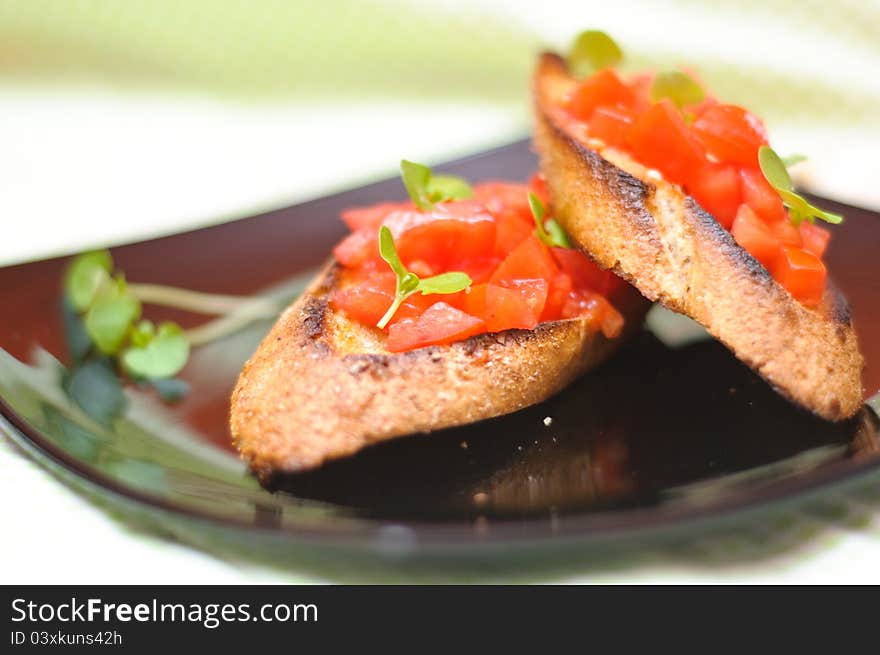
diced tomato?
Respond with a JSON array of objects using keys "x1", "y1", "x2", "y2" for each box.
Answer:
[
  {"x1": 688, "y1": 163, "x2": 742, "y2": 229},
  {"x1": 740, "y1": 167, "x2": 786, "y2": 222},
  {"x1": 800, "y1": 222, "x2": 831, "y2": 258},
  {"x1": 692, "y1": 104, "x2": 768, "y2": 167},
  {"x1": 560, "y1": 290, "x2": 623, "y2": 338},
  {"x1": 341, "y1": 201, "x2": 412, "y2": 232},
  {"x1": 550, "y1": 247, "x2": 612, "y2": 294},
  {"x1": 772, "y1": 246, "x2": 826, "y2": 307},
  {"x1": 627, "y1": 99, "x2": 706, "y2": 186},
  {"x1": 493, "y1": 209, "x2": 533, "y2": 256},
  {"x1": 333, "y1": 230, "x2": 377, "y2": 267},
  {"x1": 462, "y1": 283, "x2": 488, "y2": 318},
  {"x1": 541, "y1": 272, "x2": 573, "y2": 322},
  {"x1": 731, "y1": 204, "x2": 780, "y2": 268},
  {"x1": 588, "y1": 105, "x2": 635, "y2": 149},
  {"x1": 528, "y1": 173, "x2": 550, "y2": 206},
  {"x1": 769, "y1": 218, "x2": 803, "y2": 247},
  {"x1": 472, "y1": 182, "x2": 532, "y2": 219},
  {"x1": 491, "y1": 235, "x2": 558, "y2": 285},
  {"x1": 386, "y1": 302, "x2": 486, "y2": 352},
  {"x1": 385, "y1": 202, "x2": 496, "y2": 270},
  {"x1": 458, "y1": 257, "x2": 502, "y2": 284},
  {"x1": 568, "y1": 69, "x2": 635, "y2": 121},
  {"x1": 484, "y1": 280, "x2": 548, "y2": 331},
  {"x1": 331, "y1": 274, "x2": 432, "y2": 327},
  {"x1": 626, "y1": 72, "x2": 654, "y2": 112}
]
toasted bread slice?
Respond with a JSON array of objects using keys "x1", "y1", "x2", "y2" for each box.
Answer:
[
  {"x1": 533, "y1": 53, "x2": 863, "y2": 420},
  {"x1": 230, "y1": 260, "x2": 648, "y2": 475}
]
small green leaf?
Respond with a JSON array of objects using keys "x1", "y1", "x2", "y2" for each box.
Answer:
[
  {"x1": 64, "y1": 250, "x2": 113, "y2": 312},
  {"x1": 400, "y1": 159, "x2": 433, "y2": 210},
  {"x1": 781, "y1": 154, "x2": 807, "y2": 167},
  {"x1": 544, "y1": 219, "x2": 572, "y2": 248},
  {"x1": 417, "y1": 272, "x2": 472, "y2": 295},
  {"x1": 529, "y1": 191, "x2": 571, "y2": 248},
  {"x1": 759, "y1": 146, "x2": 843, "y2": 226},
  {"x1": 85, "y1": 286, "x2": 141, "y2": 355},
  {"x1": 567, "y1": 30, "x2": 623, "y2": 79},
  {"x1": 379, "y1": 225, "x2": 408, "y2": 279},
  {"x1": 121, "y1": 321, "x2": 190, "y2": 379},
  {"x1": 129, "y1": 319, "x2": 155, "y2": 348},
  {"x1": 62, "y1": 357, "x2": 127, "y2": 426},
  {"x1": 427, "y1": 174, "x2": 473, "y2": 202},
  {"x1": 651, "y1": 70, "x2": 705, "y2": 108},
  {"x1": 758, "y1": 145, "x2": 793, "y2": 191}
]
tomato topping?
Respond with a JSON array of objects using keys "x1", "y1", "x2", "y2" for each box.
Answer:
[
  {"x1": 772, "y1": 246, "x2": 826, "y2": 307},
  {"x1": 490, "y1": 234, "x2": 559, "y2": 285},
  {"x1": 627, "y1": 99, "x2": 705, "y2": 186},
  {"x1": 691, "y1": 104, "x2": 768, "y2": 167},
  {"x1": 485, "y1": 280, "x2": 548, "y2": 331},
  {"x1": 341, "y1": 202, "x2": 412, "y2": 232},
  {"x1": 568, "y1": 69, "x2": 635, "y2": 121},
  {"x1": 588, "y1": 105, "x2": 635, "y2": 149},
  {"x1": 331, "y1": 181, "x2": 628, "y2": 351},
  {"x1": 560, "y1": 65, "x2": 835, "y2": 311},
  {"x1": 689, "y1": 163, "x2": 741, "y2": 229},
  {"x1": 386, "y1": 303, "x2": 485, "y2": 353},
  {"x1": 800, "y1": 222, "x2": 831, "y2": 258},
  {"x1": 731, "y1": 205, "x2": 779, "y2": 269},
  {"x1": 740, "y1": 167, "x2": 786, "y2": 222}
]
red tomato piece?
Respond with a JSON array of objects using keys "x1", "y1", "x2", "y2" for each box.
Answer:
[
  {"x1": 472, "y1": 182, "x2": 532, "y2": 219},
  {"x1": 627, "y1": 72, "x2": 654, "y2": 112},
  {"x1": 731, "y1": 204, "x2": 780, "y2": 268},
  {"x1": 458, "y1": 256, "x2": 502, "y2": 284},
  {"x1": 687, "y1": 162, "x2": 742, "y2": 229},
  {"x1": 385, "y1": 201, "x2": 496, "y2": 271},
  {"x1": 462, "y1": 283, "x2": 488, "y2": 319},
  {"x1": 692, "y1": 104, "x2": 768, "y2": 167},
  {"x1": 627, "y1": 99, "x2": 706, "y2": 186},
  {"x1": 550, "y1": 247, "x2": 612, "y2": 295},
  {"x1": 772, "y1": 246, "x2": 826, "y2": 307},
  {"x1": 559, "y1": 290, "x2": 623, "y2": 338},
  {"x1": 493, "y1": 209, "x2": 533, "y2": 256},
  {"x1": 331, "y1": 275, "x2": 431, "y2": 327},
  {"x1": 568, "y1": 69, "x2": 636, "y2": 121},
  {"x1": 341, "y1": 201, "x2": 412, "y2": 232},
  {"x1": 740, "y1": 167, "x2": 786, "y2": 222},
  {"x1": 800, "y1": 222, "x2": 831, "y2": 258},
  {"x1": 333, "y1": 230, "x2": 377, "y2": 268},
  {"x1": 588, "y1": 105, "x2": 635, "y2": 149},
  {"x1": 490, "y1": 235, "x2": 558, "y2": 285},
  {"x1": 541, "y1": 272, "x2": 573, "y2": 322},
  {"x1": 484, "y1": 280, "x2": 548, "y2": 331},
  {"x1": 386, "y1": 302, "x2": 486, "y2": 352},
  {"x1": 769, "y1": 218, "x2": 803, "y2": 248}
]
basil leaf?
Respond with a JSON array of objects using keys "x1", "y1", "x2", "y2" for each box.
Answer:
[
  {"x1": 567, "y1": 30, "x2": 623, "y2": 79},
  {"x1": 427, "y1": 174, "x2": 473, "y2": 202},
  {"x1": 758, "y1": 145, "x2": 793, "y2": 191},
  {"x1": 651, "y1": 71, "x2": 705, "y2": 108},
  {"x1": 85, "y1": 288, "x2": 141, "y2": 355},
  {"x1": 544, "y1": 219, "x2": 572, "y2": 248},
  {"x1": 529, "y1": 191, "x2": 571, "y2": 248},
  {"x1": 64, "y1": 250, "x2": 113, "y2": 312},
  {"x1": 400, "y1": 160, "x2": 433, "y2": 210},
  {"x1": 417, "y1": 272, "x2": 472, "y2": 295},
  {"x1": 378, "y1": 226, "x2": 409, "y2": 279},
  {"x1": 121, "y1": 321, "x2": 190, "y2": 380},
  {"x1": 528, "y1": 191, "x2": 546, "y2": 224},
  {"x1": 129, "y1": 319, "x2": 155, "y2": 348}
]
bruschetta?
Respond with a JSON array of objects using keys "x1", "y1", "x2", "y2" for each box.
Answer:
[
  {"x1": 532, "y1": 50, "x2": 863, "y2": 420},
  {"x1": 230, "y1": 174, "x2": 648, "y2": 475}
]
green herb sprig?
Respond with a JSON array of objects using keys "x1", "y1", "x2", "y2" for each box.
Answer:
[
  {"x1": 376, "y1": 226, "x2": 472, "y2": 329},
  {"x1": 528, "y1": 192, "x2": 571, "y2": 249},
  {"x1": 651, "y1": 70, "x2": 705, "y2": 109},
  {"x1": 400, "y1": 160, "x2": 473, "y2": 211},
  {"x1": 758, "y1": 146, "x2": 843, "y2": 226},
  {"x1": 567, "y1": 30, "x2": 623, "y2": 78},
  {"x1": 64, "y1": 250, "x2": 278, "y2": 386}
]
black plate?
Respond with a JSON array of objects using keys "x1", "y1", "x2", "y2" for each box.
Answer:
[{"x1": 1, "y1": 140, "x2": 879, "y2": 560}]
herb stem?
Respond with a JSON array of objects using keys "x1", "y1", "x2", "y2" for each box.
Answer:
[
  {"x1": 184, "y1": 302, "x2": 277, "y2": 346},
  {"x1": 377, "y1": 294, "x2": 407, "y2": 330},
  {"x1": 128, "y1": 283, "x2": 278, "y2": 316}
]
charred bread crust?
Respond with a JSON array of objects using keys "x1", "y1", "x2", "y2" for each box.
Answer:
[
  {"x1": 533, "y1": 53, "x2": 864, "y2": 420},
  {"x1": 230, "y1": 260, "x2": 648, "y2": 475}
]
